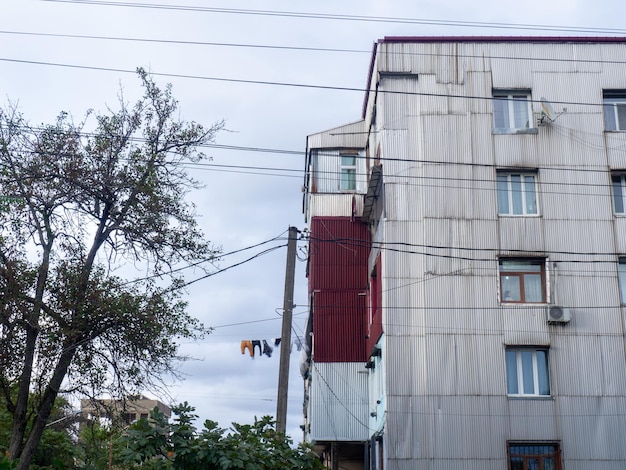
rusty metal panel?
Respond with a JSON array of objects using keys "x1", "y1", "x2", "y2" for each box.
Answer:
[{"x1": 309, "y1": 362, "x2": 369, "y2": 442}]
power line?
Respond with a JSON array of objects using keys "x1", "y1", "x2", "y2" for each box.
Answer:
[
  {"x1": 5, "y1": 29, "x2": 626, "y2": 67},
  {"x1": 307, "y1": 235, "x2": 626, "y2": 263},
  {"x1": 0, "y1": 56, "x2": 620, "y2": 110},
  {"x1": 40, "y1": 1, "x2": 626, "y2": 35}
]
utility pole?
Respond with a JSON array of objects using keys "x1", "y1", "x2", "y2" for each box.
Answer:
[{"x1": 276, "y1": 226, "x2": 298, "y2": 434}]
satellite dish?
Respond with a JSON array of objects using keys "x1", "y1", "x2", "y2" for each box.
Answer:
[{"x1": 540, "y1": 97, "x2": 557, "y2": 122}]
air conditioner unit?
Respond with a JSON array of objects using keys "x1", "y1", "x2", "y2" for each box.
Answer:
[{"x1": 546, "y1": 305, "x2": 571, "y2": 323}]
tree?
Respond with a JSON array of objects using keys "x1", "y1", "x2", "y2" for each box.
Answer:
[
  {"x1": 0, "y1": 69, "x2": 224, "y2": 469},
  {"x1": 0, "y1": 391, "x2": 79, "y2": 469},
  {"x1": 118, "y1": 404, "x2": 323, "y2": 470}
]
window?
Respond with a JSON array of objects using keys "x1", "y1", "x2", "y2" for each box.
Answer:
[
  {"x1": 500, "y1": 259, "x2": 546, "y2": 303},
  {"x1": 618, "y1": 258, "x2": 626, "y2": 303},
  {"x1": 505, "y1": 348, "x2": 550, "y2": 397},
  {"x1": 611, "y1": 173, "x2": 626, "y2": 214},
  {"x1": 497, "y1": 172, "x2": 538, "y2": 216},
  {"x1": 340, "y1": 154, "x2": 357, "y2": 191},
  {"x1": 493, "y1": 90, "x2": 533, "y2": 131},
  {"x1": 508, "y1": 443, "x2": 561, "y2": 470},
  {"x1": 603, "y1": 91, "x2": 626, "y2": 131},
  {"x1": 122, "y1": 412, "x2": 137, "y2": 425}
]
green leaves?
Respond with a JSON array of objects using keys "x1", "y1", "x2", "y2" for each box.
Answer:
[
  {"x1": 0, "y1": 70, "x2": 223, "y2": 468},
  {"x1": 118, "y1": 404, "x2": 323, "y2": 470}
]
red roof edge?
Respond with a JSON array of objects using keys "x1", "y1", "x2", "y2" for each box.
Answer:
[{"x1": 380, "y1": 36, "x2": 626, "y2": 44}]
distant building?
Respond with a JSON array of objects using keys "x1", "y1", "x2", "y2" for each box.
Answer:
[
  {"x1": 302, "y1": 36, "x2": 626, "y2": 469},
  {"x1": 80, "y1": 395, "x2": 171, "y2": 426}
]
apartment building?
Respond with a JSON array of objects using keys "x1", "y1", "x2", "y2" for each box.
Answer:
[{"x1": 302, "y1": 37, "x2": 626, "y2": 469}]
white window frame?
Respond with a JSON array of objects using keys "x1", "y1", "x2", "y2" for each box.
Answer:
[
  {"x1": 603, "y1": 92, "x2": 626, "y2": 131},
  {"x1": 497, "y1": 171, "x2": 539, "y2": 216},
  {"x1": 493, "y1": 90, "x2": 534, "y2": 131},
  {"x1": 506, "y1": 348, "x2": 550, "y2": 397},
  {"x1": 611, "y1": 173, "x2": 626, "y2": 215},
  {"x1": 339, "y1": 154, "x2": 357, "y2": 191}
]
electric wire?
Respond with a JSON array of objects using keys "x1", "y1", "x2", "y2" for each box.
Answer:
[
  {"x1": 39, "y1": 1, "x2": 626, "y2": 36},
  {"x1": 0, "y1": 55, "x2": 623, "y2": 110},
  {"x1": 5, "y1": 29, "x2": 626, "y2": 68}
]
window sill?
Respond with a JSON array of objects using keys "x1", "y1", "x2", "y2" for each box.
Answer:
[
  {"x1": 507, "y1": 395, "x2": 553, "y2": 400},
  {"x1": 500, "y1": 302, "x2": 547, "y2": 306},
  {"x1": 604, "y1": 129, "x2": 626, "y2": 133},
  {"x1": 492, "y1": 128, "x2": 538, "y2": 135},
  {"x1": 498, "y1": 214, "x2": 541, "y2": 218}
]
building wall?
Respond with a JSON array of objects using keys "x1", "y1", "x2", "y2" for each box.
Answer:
[
  {"x1": 367, "y1": 39, "x2": 626, "y2": 468},
  {"x1": 308, "y1": 362, "x2": 370, "y2": 442}
]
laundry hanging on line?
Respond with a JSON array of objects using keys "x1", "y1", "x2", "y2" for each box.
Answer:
[{"x1": 240, "y1": 335, "x2": 304, "y2": 359}]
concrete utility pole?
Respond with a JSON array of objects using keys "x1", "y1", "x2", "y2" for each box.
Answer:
[{"x1": 276, "y1": 226, "x2": 298, "y2": 434}]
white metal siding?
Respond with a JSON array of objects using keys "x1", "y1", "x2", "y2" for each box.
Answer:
[{"x1": 309, "y1": 362, "x2": 369, "y2": 442}]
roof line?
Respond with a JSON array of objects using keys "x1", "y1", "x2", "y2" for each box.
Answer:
[{"x1": 379, "y1": 36, "x2": 626, "y2": 43}]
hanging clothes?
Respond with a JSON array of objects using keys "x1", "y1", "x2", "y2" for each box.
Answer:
[
  {"x1": 240, "y1": 340, "x2": 254, "y2": 357},
  {"x1": 252, "y1": 340, "x2": 262, "y2": 357},
  {"x1": 262, "y1": 340, "x2": 273, "y2": 357}
]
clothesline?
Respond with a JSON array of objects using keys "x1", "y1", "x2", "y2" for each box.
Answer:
[{"x1": 239, "y1": 335, "x2": 304, "y2": 359}]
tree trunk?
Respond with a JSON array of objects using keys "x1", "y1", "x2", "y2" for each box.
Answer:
[{"x1": 14, "y1": 340, "x2": 77, "y2": 470}]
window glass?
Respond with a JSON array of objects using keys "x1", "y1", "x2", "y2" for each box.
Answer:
[
  {"x1": 524, "y1": 274, "x2": 543, "y2": 302},
  {"x1": 603, "y1": 93, "x2": 626, "y2": 131},
  {"x1": 618, "y1": 259, "x2": 626, "y2": 304},
  {"x1": 521, "y1": 350, "x2": 534, "y2": 395},
  {"x1": 505, "y1": 350, "x2": 518, "y2": 394},
  {"x1": 340, "y1": 155, "x2": 357, "y2": 191},
  {"x1": 612, "y1": 174, "x2": 625, "y2": 214},
  {"x1": 494, "y1": 98, "x2": 509, "y2": 128},
  {"x1": 511, "y1": 95, "x2": 530, "y2": 128},
  {"x1": 497, "y1": 174, "x2": 510, "y2": 214},
  {"x1": 501, "y1": 275, "x2": 521, "y2": 301},
  {"x1": 536, "y1": 350, "x2": 550, "y2": 395},
  {"x1": 525, "y1": 176, "x2": 537, "y2": 213}
]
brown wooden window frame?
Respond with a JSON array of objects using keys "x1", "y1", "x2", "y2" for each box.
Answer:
[
  {"x1": 507, "y1": 442, "x2": 562, "y2": 470},
  {"x1": 499, "y1": 258, "x2": 547, "y2": 304}
]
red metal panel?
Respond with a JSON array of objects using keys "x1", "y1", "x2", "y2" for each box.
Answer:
[
  {"x1": 308, "y1": 217, "x2": 369, "y2": 292},
  {"x1": 366, "y1": 255, "x2": 383, "y2": 356},
  {"x1": 308, "y1": 217, "x2": 369, "y2": 362},
  {"x1": 313, "y1": 290, "x2": 367, "y2": 362}
]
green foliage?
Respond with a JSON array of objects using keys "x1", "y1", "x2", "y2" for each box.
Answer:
[
  {"x1": 0, "y1": 393, "x2": 77, "y2": 469},
  {"x1": 119, "y1": 404, "x2": 323, "y2": 470},
  {"x1": 0, "y1": 69, "x2": 223, "y2": 469}
]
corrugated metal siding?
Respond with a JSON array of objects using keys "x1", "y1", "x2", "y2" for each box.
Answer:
[
  {"x1": 312, "y1": 289, "x2": 367, "y2": 362},
  {"x1": 307, "y1": 120, "x2": 366, "y2": 149},
  {"x1": 308, "y1": 217, "x2": 369, "y2": 292},
  {"x1": 310, "y1": 149, "x2": 367, "y2": 194},
  {"x1": 309, "y1": 217, "x2": 369, "y2": 362},
  {"x1": 307, "y1": 39, "x2": 626, "y2": 468},
  {"x1": 378, "y1": 40, "x2": 626, "y2": 469},
  {"x1": 307, "y1": 193, "x2": 363, "y2": 219},
  {"x1": 309, "y1": 362, "x2": 369, "y2": 441}
]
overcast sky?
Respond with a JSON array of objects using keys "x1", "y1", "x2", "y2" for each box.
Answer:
[{"x1": 3, "y1": 0, "x2": 626, "y2": 442}]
